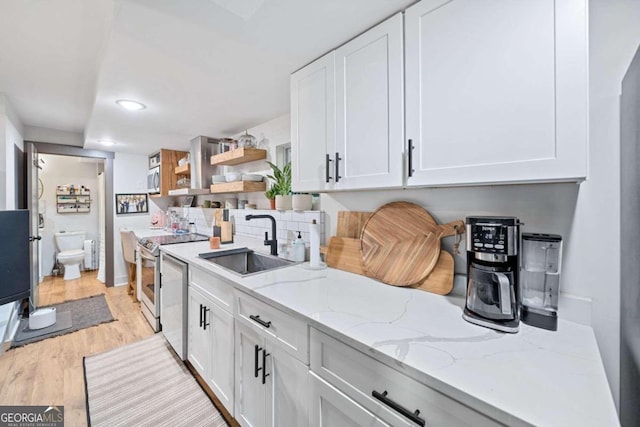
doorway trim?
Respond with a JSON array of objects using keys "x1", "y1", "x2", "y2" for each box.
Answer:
[{"x1": 28, "y1": 142, "x2": 116, "y2": 286}]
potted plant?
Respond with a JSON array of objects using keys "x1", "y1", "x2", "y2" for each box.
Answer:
[
  {"x1": 265, "y1": 186, "x2": 278, "y2": 210},
  {"x1": 266, "y1": 161, "x2": 292, "y2": 210}
]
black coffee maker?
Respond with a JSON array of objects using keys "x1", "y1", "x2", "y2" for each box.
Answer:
[{"x1": 463, "y1": 216, "x2": 521, "y2": 333}]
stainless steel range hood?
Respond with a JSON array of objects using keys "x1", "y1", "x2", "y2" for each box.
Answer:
[{"x1": 168, "y1": 136, "x2": 220, "y2": 196}]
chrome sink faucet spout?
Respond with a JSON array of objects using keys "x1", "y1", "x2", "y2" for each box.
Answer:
[{"x1": 245, "y1": 214, "x2": 278, "y2": 256}]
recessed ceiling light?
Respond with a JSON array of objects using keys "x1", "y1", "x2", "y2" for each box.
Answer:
[
  {"x1": 99, "y1": 140, "x2": 116, "y2": 146},
  {"x1": 116, "y1": 99, "x2": 146, "y2": 111}
]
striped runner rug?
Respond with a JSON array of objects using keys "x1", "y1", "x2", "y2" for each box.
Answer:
[{"x1": 83, "y1": 334, "x2": 227, "y2": 427}]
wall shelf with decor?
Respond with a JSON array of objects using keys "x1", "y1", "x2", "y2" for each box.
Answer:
[
  {"x1": 210, "y1": 147, "x2": 267, "y2": 166},
  {"x1": 56, "y1": 186, "x2": 91, "y2": 213},
  {"x1": 174, "y1": 163, "x2": 191, "y2": 175},
  {"x1": 209, "y1": 181, "x2": 266, "y2": 194}
]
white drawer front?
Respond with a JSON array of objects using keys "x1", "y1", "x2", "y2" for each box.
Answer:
[
  {"x1": 310, "y1": 328, "x2": 502, "y2": 427},
  {"x1": 190, "y1": 265, "x2": 234, "y2": 313},
  {"x1": 236, "y1": 290, "x2": 308, "y2": 364}
]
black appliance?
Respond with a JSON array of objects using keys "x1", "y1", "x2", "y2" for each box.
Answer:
[
  {"x1": 0, "y1": 210, "x2": 30, "y2": 305},
  {"x1": 463, "y1": 216, "x2": 521, "y2": 333}
]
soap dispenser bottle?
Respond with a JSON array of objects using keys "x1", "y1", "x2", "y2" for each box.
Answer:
[{"x1": 293, "y1": 231, "x2": 306, "y2": 262}]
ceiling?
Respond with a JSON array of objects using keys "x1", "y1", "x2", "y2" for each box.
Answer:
[{"x1": 0, "y1": 0, "x2": 414, "y2": 155}]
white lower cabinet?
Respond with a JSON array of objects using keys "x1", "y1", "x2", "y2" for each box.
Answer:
[
  {"x1": 309, "y1": 372, "x2": 391, "y2": 427},
  {"x1": 234, "y1": 318, "x2": 309, "y2": 427},
  {"x1": 187, "y1": 285, "x2": 209, "y2": 375},
  {"x1": 310, "y1": 328, "x2": 502, "y2": 427},
  {"x1": 187, "y1": 284, "x2": 235, "y2": 415}
]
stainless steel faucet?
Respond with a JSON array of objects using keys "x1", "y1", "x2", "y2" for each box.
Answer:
[{"x1": 245, "y1": 214, "x2": 278, "y2": 256}]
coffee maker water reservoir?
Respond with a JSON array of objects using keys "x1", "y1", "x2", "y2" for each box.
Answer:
[{"x1": 521, "y1": 233, "x2": 563, "y2": 331}]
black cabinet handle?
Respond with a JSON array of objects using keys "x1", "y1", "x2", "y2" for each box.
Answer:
[
  {"x1": 199, "y1": 304, "x2": 203, "y2": 327},
  {"x1": 203, "y1": 306, "x2": 210, "y2": 330},
  {"x1": 262, "y1": 350, "x2": 270, "y2": 384},
  {"x1": 249, "y1": 314, "x2": 271, "y2": 328},
  {"x1": 372, "y1": 390, "x2": 425, "y2": 426},
  {"x1": 335, "y1": 152, "x2": 342, "y2": 182},
  {"x1": 254, "y1": 345, "x2": 262, "y2": 378},
  {"x1": 408, "y1": 139, "x2": 415, "y2": 178},
  {"x1": 29, "y1": 235, "x2": 42, "y2": 242},
  {"x1": 325, "y1": 154, "x2": 333, "y2": 183}
]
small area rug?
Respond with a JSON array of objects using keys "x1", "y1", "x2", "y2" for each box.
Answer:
[
  {"x1": 12, "y1": 294, "x2": 114, "y2": 348},
  {"x1": 83, "y1": 334, "x2": 227, "y2": 427}
]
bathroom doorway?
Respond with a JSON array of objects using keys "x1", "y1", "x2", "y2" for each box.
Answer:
[
  {"x1": 38, "y1": 154, "x2": 105, "y2": 284},
  {"x1": 26, "y1": 143, "x2": 115, "y2": 304}
]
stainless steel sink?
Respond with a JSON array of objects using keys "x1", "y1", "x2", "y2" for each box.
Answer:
[{"x1": 198, "y1": 247, "x2": 295, "y2": 276}]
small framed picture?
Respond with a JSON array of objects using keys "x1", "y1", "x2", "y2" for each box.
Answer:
[
  {"x1": 115, "y1": 193, "x2": 149, "y2": 214},
  {"x1": 184, "y1": 195, "x2": 195, "y2": 207}
]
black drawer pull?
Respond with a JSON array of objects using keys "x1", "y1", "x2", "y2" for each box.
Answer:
[
  {"x1": 199, "y1": 304, "x2": 203, "y2": 327},
  {"x1": 254, "y1": 345, "x2": 262, "y2": 378},
  {"x1": 249, "y1": 314, "x2": 272, "y2": 328},
  {"x1": 325, "y1": 154, "x2": 333, "y2": 183},
  {"x1": 372, "y1": 390, "x2": 425, "y2": 426},
  {"x1": 408, "y1": 139, "x2": 415, "y2": 178},
  {"x1": 203, "y1": 306, "x2": 210, "y2": 330},
  {"x1": 335, "y1": 152, "x2": 342, "y2": 182},
  {"x1": 262, "y1": 350, "x2": 270, "y2": 384}
]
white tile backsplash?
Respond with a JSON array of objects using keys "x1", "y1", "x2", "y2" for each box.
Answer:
[{"x1": 171, "y1": 207, "x2": 325, "y2": 248}]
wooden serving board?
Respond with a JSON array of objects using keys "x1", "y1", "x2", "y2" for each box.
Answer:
[
  {"x1": 325, "y1": 210, "x2": 457, "y2": 295},
  {"x1": 360, "y1": 202, "x2": 463, "y2": 286},
  {"x1": 337, "y1": 211, "x2": 372, "y2": 239},
  {"x1": 325, "y1": 237, "x2": 373, "y2": 277},
  {"x1": 409, "y1": 250, "x2": 454, "y2": 295}
]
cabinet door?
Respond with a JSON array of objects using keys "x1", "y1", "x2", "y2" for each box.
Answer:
[
  {"x1": 291, "y1": 51, "x2": 336, "y2": 192},
  {"x1": 187, "y1": 286, "x2": 209, "y2": 376},
  {"x1": 235, "y1": 320, "x2": 266, "y2": 427},
  {"x1": 309, "y1": 372, "x2": 390, "y2": 427},
  {"x1": 265, "y1": 345, "x2": 308, "y2": 427},
  {"x1": 405, "y1": 0, "x2": 587, "y2": 186},
  {"x1": 206, "y1": 303, "x2": 235, "y2": 416},
  {"x1": 335, "y1": 13, "x2": 404, "y2": 190}
]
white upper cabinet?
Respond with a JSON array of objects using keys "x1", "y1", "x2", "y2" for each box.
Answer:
[
  {"x1": 291, "y1": 13, "x2": 404, "y2": 192},
  {"x1": 291, "y1": 52, "x2": 336, "y2": 193},
  {"x1": 405, "y1": 0, "x2": 587, "y2": 186},
  {"x1": 334, "y1": 12, "x2": 404, "y2": 189}
]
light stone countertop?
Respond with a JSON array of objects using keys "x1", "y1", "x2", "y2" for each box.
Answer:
[{"x1": 160, "y1": 238, "x2": 619, "y2": 427}]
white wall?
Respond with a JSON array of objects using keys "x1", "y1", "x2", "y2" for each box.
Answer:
[
  {"x1": 38, "y1": 154, "x2": 101, "y2": 276},
  {"x1": 0, "y1": 94, "x2": 25, "y2": 211},
  {"x1": 113, "y1": 152, "x2": 151, "y2": 285},
  {"x1": 573, "y1": 0, "x2": 640, "y2": 409}
]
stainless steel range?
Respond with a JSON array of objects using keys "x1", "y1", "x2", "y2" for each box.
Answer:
[{"x1": 136, "y1": 233, "x2": 209, "y2": 331}]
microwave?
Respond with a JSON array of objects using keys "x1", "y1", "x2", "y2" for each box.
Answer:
[
  {"x1": 147, "y1": 167, "x2": 160, "y2": 194},
  {"x1": 149, "y1": 152, "x2": 161, "y2": 169}
]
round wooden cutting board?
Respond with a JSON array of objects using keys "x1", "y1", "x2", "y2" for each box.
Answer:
[{"x1": 360, "y1": 201, "x2": 463, "y2": 286}]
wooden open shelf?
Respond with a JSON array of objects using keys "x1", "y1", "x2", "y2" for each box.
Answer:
[
  {"x1": 174, "y1": 163, "x2": 190, "y2": 175},
  {"x1": 209, "y1": 181, "x2": 266, "y2": 194},
  {"x1": 210, "y1": 148, "x2": 267, "y2": 166}
]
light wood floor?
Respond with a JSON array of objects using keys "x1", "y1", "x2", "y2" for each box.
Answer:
[{"x1": 0, "y1": 272, "x2": 154, "y2": 426}]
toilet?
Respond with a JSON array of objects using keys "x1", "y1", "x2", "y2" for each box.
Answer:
[{"x1": 54, "y1": 231, "x2": 86, "y2": 280}]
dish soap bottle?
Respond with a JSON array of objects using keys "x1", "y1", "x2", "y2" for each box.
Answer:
[{"x1": 293, "y1": 231, "x2": 306, "y2": 262}]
